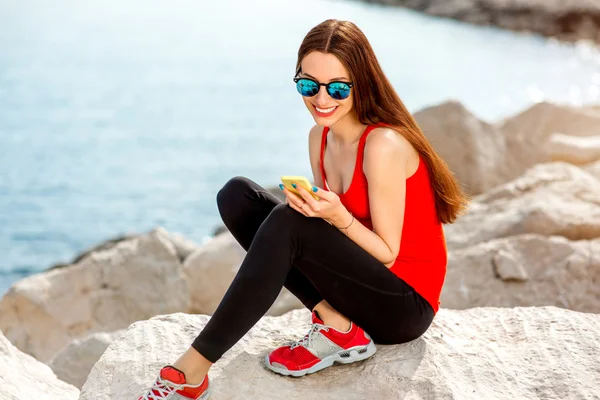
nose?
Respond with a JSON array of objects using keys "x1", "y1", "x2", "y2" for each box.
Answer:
[{"x1": 314, "y1": 85, "x2": 332, "y2": 106}]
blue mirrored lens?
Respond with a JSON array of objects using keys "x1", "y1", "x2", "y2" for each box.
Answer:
[
  {"x1": 327, "y1": 82, "x2": 351, "y2": 100},
  {"x1": 296, "y1": 79, "x2": 319, "y2": 97}
]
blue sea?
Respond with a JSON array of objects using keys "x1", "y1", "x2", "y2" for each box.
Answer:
[{"x1": 1, "y1": 0, "x2": 599, "y2": 296}]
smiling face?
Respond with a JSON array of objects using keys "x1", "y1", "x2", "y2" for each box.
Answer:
[{"x1": 298, "y1": 51, "x2": 355, "y2": 126}]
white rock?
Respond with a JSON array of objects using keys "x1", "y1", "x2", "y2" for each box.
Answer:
[
  {"x1": 441, "y1": 234, "x2": 600, "y2": 312},
  {"x1": 501, "y1": 101, "x2": 600, "y2": 139},
  {"x1": 549, "y1": 133, "x2": 600, "y2": 165},
  {"x1": 156, "y1": 227, "x2": 199, "y2": 261},
  {"x1": 49, "y1": 330, "x2": 124, "y2": 389},
  {"x1": 492, "y1": 248, "x2": 529, "y2": 281},
  {"x1": 445, "y1": 162, "x2": 600, "y2": 249},
  {"x1": 0, "y1": 329, "x2": 79, "y2": 400},
  {"x1": 414, "y1": 101, "x2": 600, "y2": 196},
  {"x1": 414, "y1": 100, "x2": 514, "y2": 195},
  {"x1": 184, "y1": 231, "x2": 303, "y2": 316},
  {"x1": 80, "y1": 308, "x2": 600, "y2": 399},
  {"x1": 0, "y1": 228, "x2": 190, "y2": 362},
  {"x1": 583, "y1": 159, "x2": 600, "y2": 180}
]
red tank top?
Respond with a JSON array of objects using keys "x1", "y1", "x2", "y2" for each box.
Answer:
[{"x1": 319, "y1": 124, "x2": 447, "y2": 314}]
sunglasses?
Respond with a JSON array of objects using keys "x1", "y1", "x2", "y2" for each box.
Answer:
[{"x1": 293, "y1": 71, "x2": 354, "y2": 100}]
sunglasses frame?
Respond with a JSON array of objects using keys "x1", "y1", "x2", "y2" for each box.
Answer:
[{"x1": 293, "y1": 68, "x2": 354, "y2": 100}]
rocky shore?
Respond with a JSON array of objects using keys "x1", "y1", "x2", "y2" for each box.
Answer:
[
  {"x1": 358, "y1": 0, "x2": 600, "y2": 44},
  {"x1": 1, "y1": 100, "x2": 599, "y2": 399}
]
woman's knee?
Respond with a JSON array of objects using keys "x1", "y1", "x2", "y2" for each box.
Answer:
[
  {"x1": 261, "y1": 203, "x2": 302, "y2": 232},
  {"x1": 267, "y1": 203, "x2": 298, "y2": 221},
  {"x1": 216, "y1": 176, "x2": 252, "y2": 210}
]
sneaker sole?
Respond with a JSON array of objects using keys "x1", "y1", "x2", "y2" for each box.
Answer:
[
  {"x1": 200, "y1": 387, "x2": 211, "y2": 400},
  {"x1": 264, "y1": 341, "x2": 377, "y2": 377}
]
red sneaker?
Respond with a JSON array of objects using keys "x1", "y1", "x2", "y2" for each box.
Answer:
[
  {"x1": 138, "y1": 366, "x2": 211, "y2": 399},
  {"x1": 265, "y1": 311, "x2": 376, "y2": 377}
]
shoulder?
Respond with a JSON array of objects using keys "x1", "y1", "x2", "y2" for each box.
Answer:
[{"x1": 364, "y1": 126, "x2": 412, "y2": 159}]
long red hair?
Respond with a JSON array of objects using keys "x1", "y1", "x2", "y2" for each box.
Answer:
[{"x1": 296, "y1": 19, "x2": 469, "y2": 224}]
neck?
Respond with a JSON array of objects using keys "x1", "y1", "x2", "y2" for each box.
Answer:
[{"x1": 328, "y1": 112, "x2": 368, "y2": 146}]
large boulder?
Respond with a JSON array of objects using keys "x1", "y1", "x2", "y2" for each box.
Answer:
[
  {"x1": 445, "y1": 162, "x2": 600, "y2": 249},
  {"x1": 184, "y1": 232, "x2": 304, "y2": 316},
  {"x1": 80, "y1": 307, "x2": 600, "y2": 399},
  {"x1": 0, "y1": 228, "x2": 190, "y2": 362},
  {"x1": 49, "y1": 330, "x2": 124, "y2": 389},
  {"x1": 415, "y1": 100, "x2": 514, "y2": 195},
  {"x1": 441, "y1": 234, "x2": 600, "y2": 312},
  {"x1": 47, "y1": 227, "x2": 198, "y2": 270},
  {"x1": 415, "y1": 101, "x2": 600, "y2": 195},
  {"x1": 160, "y1": 228, "x2": 200, "y2": 262},
  {"x1": 496, "y1": 102, "x2": 600, "y2": 179},
  {"x1": 501, "y1": 101, "x2": 600, "y2": 140},
  {"x1": 0, "y1": 329, "x2": 79, "y2": 400}
]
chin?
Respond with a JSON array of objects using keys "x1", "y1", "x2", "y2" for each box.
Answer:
[{"x1": 314, "y1": 112, "x2": 348, "y2": 127}]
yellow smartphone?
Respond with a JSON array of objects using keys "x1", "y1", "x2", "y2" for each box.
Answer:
[{"x1": 280, "y1": 175, "x2": 319, "y2": 200}]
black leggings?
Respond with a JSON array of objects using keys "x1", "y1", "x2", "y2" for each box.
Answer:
[{"x1": 192, "y1": 177, "x2": 434, "y2": 363}]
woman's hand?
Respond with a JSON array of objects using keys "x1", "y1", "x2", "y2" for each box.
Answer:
[{"x1": 281, "y1": 184, "x2": 348, "y2": 226}]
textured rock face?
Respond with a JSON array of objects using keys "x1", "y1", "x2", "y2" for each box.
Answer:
[
  {"x1": 498, "y1": 102, "x2": 600, "y2": 183},
  {"x1": 441, "y1": 234, "x2": 600, "y2": 312},
  {"x1": 80, "y1": 308, "x2": 600, "y2": 400},
  {"x1": 415, "y1": 100, "x2": 514, "y2": 195},
  {"x1": 414, "y1": 101, "x2": 600, "y2": 196},
  {"x1": 501, "y1": 102, "x2": 600, "y2": 140},
  {"x1": 549, "y1": 133, "x2": 600, "y2": 165},
  {"x1": 49, "y1": 330, "x2": 124, "y2": 389},
  {"x1": 0, "y1": 228, "x2": 190, "y2": 362},
  {"x1": 184, "y1": 231, "x2": 304, "y2": 316},
  {"x1": 48, "y1": 227, "x2": 198, "y2": 270},
  {"x1": 445, "y1": 162, "x2": 600, "y2": 249},
  {"x1": 184, "y1": 232, "x2": 246, "y2": 314},
  {"x1": 360, "y1": 0, "x2": 600, "y2": 43},
  {"x1": 0, "y1": 330, "x2": 79, "y2": 400},
  {"x1": 584, "y1": 159, "x2": 600, "y2": 180}
]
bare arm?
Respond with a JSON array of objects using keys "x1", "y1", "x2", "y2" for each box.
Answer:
[{"x1": 327, "y1": 127, "x2": 408, "y2": 268}]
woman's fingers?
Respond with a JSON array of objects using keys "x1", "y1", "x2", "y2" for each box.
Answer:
[
  {"x1": 294, "y1": 185, "x2": 321, "y2": 212},
  {"x1": 283, "y1": 188, "x2": 303, "y2": 207},
  {"x1": 282, "y1": 188, "x2": 310, "y2": 216},
  {"x1": 292, "y1": 203, "x2": 309, "y2": 216},
  {"x1": 282, "y1": 185, "x2": 337, "y2": 219},
  {"x1": 287, "y1": 196, "x2": 310, "y2": 217},
  {"x1": 309, "y1": 185, "x2": 335, "y2": 203}
]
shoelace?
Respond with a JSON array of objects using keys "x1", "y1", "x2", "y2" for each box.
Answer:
[
  {"x1": 139, "y1": 377, "x2": 186, "y2": 400},
  {"x1": 290, "y1": 323, "x2": 329, "y2": 349}
]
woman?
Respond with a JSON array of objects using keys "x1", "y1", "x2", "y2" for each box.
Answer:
[{"x1": 139, "y1": 19, "x2": 468, "y2": 400}]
